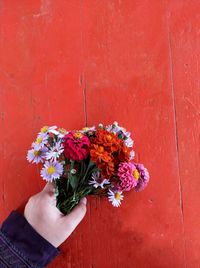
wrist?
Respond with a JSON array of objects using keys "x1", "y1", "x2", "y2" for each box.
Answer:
[{"x1": 1, "y1": 211, "x2": 59, "y2": 266}]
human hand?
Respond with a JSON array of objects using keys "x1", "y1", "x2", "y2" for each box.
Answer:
[{"x1": 24, "y1": 182, "x2": 87, "y2": 248}]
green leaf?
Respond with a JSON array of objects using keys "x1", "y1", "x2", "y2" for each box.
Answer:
[{"x1": 69, "y1": 174, "x2": 78, "y2": 190}]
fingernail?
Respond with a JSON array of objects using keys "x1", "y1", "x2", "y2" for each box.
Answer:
[{"x1": 81, "y1": 197, "x2": 87, "y2": 205}]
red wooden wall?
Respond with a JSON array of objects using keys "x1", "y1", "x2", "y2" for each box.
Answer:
[{"x1": 0, "y1": 1, "x2": 199, "y2": 267}]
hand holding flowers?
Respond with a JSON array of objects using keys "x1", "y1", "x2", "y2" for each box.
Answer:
[{"x1": 27, "y1": 122, "x2": 150, "y2": 215}]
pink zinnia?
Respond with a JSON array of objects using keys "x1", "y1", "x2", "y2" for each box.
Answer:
[
  {"x1": 117, "y1": 162, "x2": 138, "y2": 191},
  {"x1": 63, "y1": 131, "x2": 90, "y2": 161},
  {"x1": 134, "y1": 163, "x2": 150, "y2": 192}
]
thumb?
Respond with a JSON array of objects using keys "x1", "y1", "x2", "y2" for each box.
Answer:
[
  {"x1": 42, "y1": 182, "x2": 56, "y2": 196},
  {"x1": 61, "y1": 198, "x2": 87, "y2": 230}
]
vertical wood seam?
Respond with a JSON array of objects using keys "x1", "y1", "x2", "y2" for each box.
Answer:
[
  {"x1": 79, "y1": 73, "x2": 88, "y2": 127},
  {"x1": 167, "y1": 23, "x2": 187, "y2": 268},
  {"x1": 80, "y1": 0, "x2": 88, "y2": 127},
  {"x1": 83, "y1": 76, "x2": 88, "y2": 127}
]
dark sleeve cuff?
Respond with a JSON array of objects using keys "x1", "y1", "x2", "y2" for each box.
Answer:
[{"x1": 1, "y1": 211, "x2": 59, "y2": 267}]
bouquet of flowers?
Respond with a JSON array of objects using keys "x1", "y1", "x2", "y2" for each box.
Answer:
[{"x1": 27, "y1": 122, "x2": 150, "y2": 215}]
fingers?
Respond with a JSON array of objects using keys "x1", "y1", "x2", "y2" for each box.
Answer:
[
  {"x1": 80, "y1": 197, "x2": 87, "y2": 206},
  {"x1": 61, "y1": 198, "x2": 87, "y2": 230}
]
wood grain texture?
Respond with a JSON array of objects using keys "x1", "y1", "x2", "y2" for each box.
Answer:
[
  {"x1": 0, "y1": 1, "x2": 86, "y2": 214},
  {"x1": 0, "y1": 1, "x2": 199, "y2": 267},
  {"x1": 168, "y1": 1, "x2": 200, "y2": 267}
]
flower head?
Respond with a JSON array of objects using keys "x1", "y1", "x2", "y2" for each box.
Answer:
[
  {"x1": 38, "y1": 125, "x2": 58, "y2": 139},
  {"x1": 130, "y1": 150, "x2": 135, "y2": 160},
  {"x1": 106, "y1": 122, "x2": 121, "y2": 133},
  {"x1": 124, "y1": 137, "x2": 134, "y2": 147},
  {"x1": 89, "y1": 171, "x2": 110, "y2": 189},
  {"x1": 57, "y1": 128, "x2": 68, "y2": 139},
  {"x1": 108, "y1": 189, "x2": 124, "y2": 207},
  {"x1": 134, "y1": 163, "x2": 150, "y2": 192},
  {"x1": 90, "y1": 144, "x2": 115, "y2": 178},
  {"x1": 27, "y1": 147, "x2": 48, "y2": 164},
  {"x1": 81, "y1": 126, "x2": 96, "y2": 136},
  {"x1": 90, "y1": 128, "x2": 131, "y2": 178},
  {"x1": 40, "y1": 161, "x2": 63, "y2": 181},
  {"x1": 63, "y1": 131, "x2": 90, "y2": 161},
  {"x1": 118, "y1": 143, "x2": 131, "y2": 162},
  {"x1": 106, "y1": 122, "x2": 134, "y2": 148},
  {"x1": 45, "y1": 141, "x2": 64, "y2": 161},
  {"x1": 117, "y1": 162, "x2": 139, "y2": 191},
  {"x1": 32, "y1": 135, "x2": 48, "y2": 149},
  {"x1": 90, "y1": 144, "x2": 112, "y2": 163},
  {"x1": 92, "y1": 129, "x2": 120, "y2": 153}
]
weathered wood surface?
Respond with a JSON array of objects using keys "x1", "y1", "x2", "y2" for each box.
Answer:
[{"x1": 0, "y1": 1, "x2": 199, "y2": 267}]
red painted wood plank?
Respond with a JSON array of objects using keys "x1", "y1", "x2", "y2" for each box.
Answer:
[
  {"x1": 168, "y1": 1, "x2": 200, "y2": 267},
  {"x1": 77, "y1": 1, "x2": 185, "y2": 267},
  {"x1": 1, "y1": 1, "x2": 199, "y2": 268},
  {"x1": 0, "y1": 1, "x2": 85, "y2": 220}
]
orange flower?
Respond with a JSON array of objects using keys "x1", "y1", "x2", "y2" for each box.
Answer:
[
  {"x1": 98, "y1": 160, "x2": 115, "y2": 178},
  {"x1": 90, "y1": 129, "x2": 130, "y2": 178},
  {"x1": 90, "y1": 144, "x2": 112, "y2": 163},
  {"x1": 118, "y1": 143, "x2": 131, "y2": 162},
  {"x1": 92, "y1": 129, "x2": 120, "y2": 153},
  {"x1": 90, "y1": 129, "x2": 131, "y2": 179},
  {"x1": 90, "y1": 142, "x2": 115, "y2": 178}
]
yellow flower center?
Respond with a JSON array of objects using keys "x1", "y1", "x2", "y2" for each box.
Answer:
[
  {"x1": 58, "y1": 128, "x2": 66, "y2": 134},
  {"x1": 73, "y1": 132, "x2": 83, "y2": 139},
  {"x1": 98, "y1": 146, "x2": 104, "y2": 153},
  {"x1": 34, "y1": 150, "x2": 41, "y2": 156},
  {"x1": 36, "y1": 137, "x2": 43, "y2": 144},
  {"x1": 133, "y1": 169, "x2": 140, "y2": 180},
  {"x1": 41, "y1": 126, "x2": 48, "y2": 133},
  {"x1": 82, "y1": 127, "x2": 89, "y2": 131},
  {"x1": 47, "y1": 166, "x2": 56, "y2": 175},
  {"x1": 106, "y1": 135, "x2": 112, "y2": 141},
  {"x1": 115, "y1": 193, "x2": 122, "y2": 200}
]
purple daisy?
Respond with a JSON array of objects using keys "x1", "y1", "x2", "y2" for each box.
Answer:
[
  {"x1": 27, "y1": 147, "x2": 48, "y2": 164},
  {"x1": 40, "y1": 160, "x2": 63, "y2": 182}
]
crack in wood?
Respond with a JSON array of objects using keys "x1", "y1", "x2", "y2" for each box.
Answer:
[{"x1": 167, "y1": 25, "x2": 187, "y2": 268}]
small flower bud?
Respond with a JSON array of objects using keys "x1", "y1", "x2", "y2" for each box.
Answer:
[{"x1": 71, "y1": 168, "x2": 77, "y2": 175}]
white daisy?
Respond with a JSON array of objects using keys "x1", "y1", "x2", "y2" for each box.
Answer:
[
  {"x1": 107, "y1": 122, "x2": 134, "y2": 147},
  {"x1": 81, "y1": 126, "x2": 96, "y2": 136},
  {"x1": 32, "y1": 135, "x2": 49, "y2": 149},
  {"x1": 27, "y1": 147, "x2": 48, "y2": 164},
  {"x1": 125, "y1": 137, "x2": 134, "y2": 148},
  {"x1": 38, "y1": 125, "x2": 58, "y2": 139},
  {"x1": 89, "y1": 171, "x2": 110, "y2": 189},
  {"x1": 106, "y1": 121, "x2": 121, "y2": 133},
  {"x1": 40, "y1": 161, "x2": 63, "y2": 182},
  {"x1": 45, "y1": 141, "x2": 64, "y2": 161},
  {"x1": 130, "y1": 150, "x2": 135, "y2": 160},
  {"x1": 117, "y1": 127, "x2": 132, "y2": 140},
  {"x1": 108, "y1": 189, "x2": 124, "y2": 207},
  {"x1": 106, "y1": 122, "x2": 127, "y2": 136},
  {"x1": 56, "y1": 128, "x2": 68, "y2": 139}
]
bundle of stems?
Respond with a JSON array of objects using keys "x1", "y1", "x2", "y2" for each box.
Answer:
[{"x1": 55, "y1": 158, "x2": 99, "y2": 214}]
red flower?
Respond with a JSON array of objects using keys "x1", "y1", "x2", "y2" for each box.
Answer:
[{"x1": 63, "y1": 132, "x2": 90, "y2": 161}]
